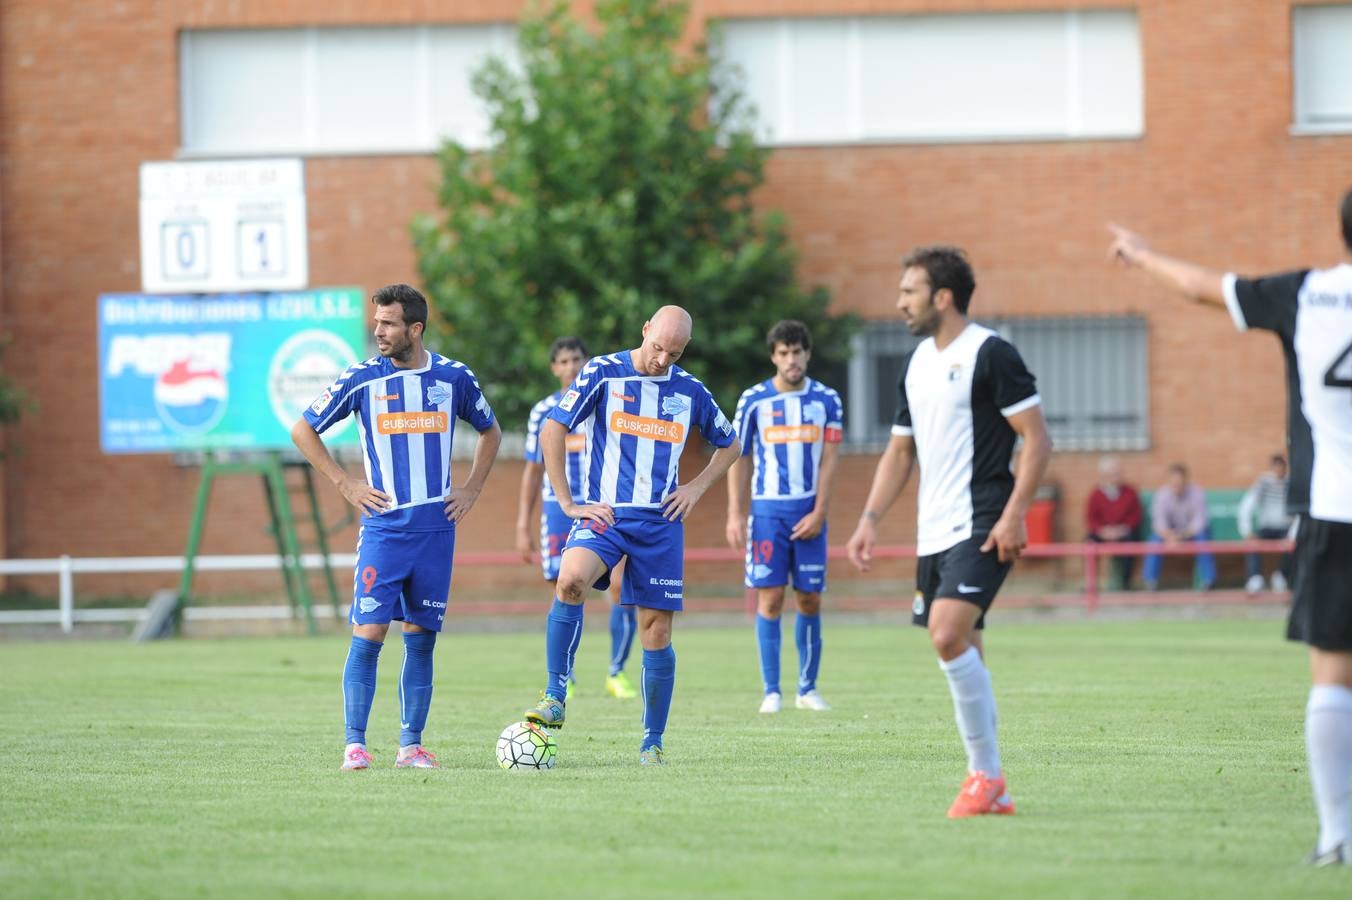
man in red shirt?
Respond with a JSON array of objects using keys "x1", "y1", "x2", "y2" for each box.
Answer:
[{"x1": 1085, "y1": 456, "x2": 1143, "y2": 590}]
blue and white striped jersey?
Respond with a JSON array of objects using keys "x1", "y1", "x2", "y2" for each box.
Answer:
[
  {"x1": 546, "y1": 352, "x2": 737, "y2": 515},
  {"x1": 524, "y1": 390, "x2": 586, "y2": 503},
  {"x1": 733, "y1": 378, "x2": 844, "y2": 519},
  {"x1": 303, "y1": 352, "x2": 496, "y2": 531}
]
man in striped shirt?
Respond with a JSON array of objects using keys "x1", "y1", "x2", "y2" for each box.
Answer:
[
  {"x1": 521, "y1": 306, "x2": 741, "y2": 765},
  {"x1": 292, "y1": 284, "x2": 502, "y2": 771},
  {"x1": 515, "y1": 336, "x2": 638, "y2": 700},
  {"x1": 726, "y1": 321, "x2": 843, "y2": 714}
]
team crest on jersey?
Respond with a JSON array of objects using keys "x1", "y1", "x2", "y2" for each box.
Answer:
[
  {"x1": 804, "y1": 401, "x2": 826, "y2": 423},
  {"x1": 661, "y1": 394, "x2": 690, "y2": 416},
  {"x1": 948, "y1": 364, "x2": 962, "y2": 382},
  {"x1": 427, "y1": 381, "x2": 453, "y2": 405},
  {"x1": 559, "y1": 389, "x2": 581, "y2": 412}
]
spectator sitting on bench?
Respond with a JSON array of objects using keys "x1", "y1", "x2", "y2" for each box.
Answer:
[
  {"x1": 1085, "y1": 455, "x2": 1143, "y2": 590},
  {"x1": 1238, "y1": 454, "x2": 1295, "y2": 595},
  {"x1": 1143, "y1": 462, "x2": 1216, "y2": 591}
]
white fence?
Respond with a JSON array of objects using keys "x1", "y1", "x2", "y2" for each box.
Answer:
[{"x1": 0, "y1": 553, "x2": 356, "y2": 633}]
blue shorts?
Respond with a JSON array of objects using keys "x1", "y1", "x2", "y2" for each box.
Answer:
[
  {"x1": 539, "y1": 500, "x2": 574, "y2": 582},
  {"x1": 744, "y1": 515, "x2": 828, "y2": 592},
  {"x1": 351, "y1": 525, "x2": 455, "y2": 632},
  {"x1": 564, "y1": 513, "x2": 684, "y2": 610}
]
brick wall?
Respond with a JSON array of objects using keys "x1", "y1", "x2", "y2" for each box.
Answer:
[{"x1": 1, "y1": 0, "x2": 1347, "y2": 598}]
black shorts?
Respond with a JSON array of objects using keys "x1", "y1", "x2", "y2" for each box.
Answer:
[
  {"x1": 1287, "y1": 517, "x2": 1352, "y2": 651},
  {"x1": 913, "y1": 532, "x2": 1013, "y2": 630}
]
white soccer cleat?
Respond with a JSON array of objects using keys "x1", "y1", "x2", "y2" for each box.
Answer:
[
  {"x1": 758, "y1": 692, "x2": 782, "y2": 714},
  {"x1": 1245, "y1": 574, "x2": 1265, "y2": 595},
  {"x1": 341, "y1": 743, "x2": 372, "y2": 771},
  {"x1": 1270, "y1": 571, "x2": 1289, "y2": 593},
  {"x1": 795, "y1": 690, "x2": 831, "y2": 711}
]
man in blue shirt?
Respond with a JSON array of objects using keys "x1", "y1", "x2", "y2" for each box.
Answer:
[
  {"x1": 291, "y1": 283, "x2": 501, "y2": 771},
  {"x1": 521, "y1": 306, "x2": 741, "y2": 765},
  {"x1": 726, "y1": 320, "x2": 843, "y2": 714}
]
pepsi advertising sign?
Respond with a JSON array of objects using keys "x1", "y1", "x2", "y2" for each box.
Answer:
[{"x1": 99, "y1": 290, "x2": 366, "y2": 452}]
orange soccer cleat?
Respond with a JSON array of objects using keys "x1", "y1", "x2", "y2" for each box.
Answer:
[{"x1": 947, "y1": 771, "x2": 1015, "y2": 818}]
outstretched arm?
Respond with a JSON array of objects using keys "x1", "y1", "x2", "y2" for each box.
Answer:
[{"x1": 1107, "y1": 223, "x2": 1227, "y2": 308}]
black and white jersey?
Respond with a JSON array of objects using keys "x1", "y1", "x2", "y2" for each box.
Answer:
[
  {"x1": 1224, "y1": 264, "x2": 1352, "y2": 523},
  {"x1": 891, "y1": 323, "x2": 1041, "y2": 556}
]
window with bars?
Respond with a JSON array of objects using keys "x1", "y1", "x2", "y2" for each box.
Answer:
[{"x1": 843, "y1": 316, "x2": 1149, "y2": 451}]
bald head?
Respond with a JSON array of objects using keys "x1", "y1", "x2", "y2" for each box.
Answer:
[{"x1": 634, "y1": 305, "x2": 693, "y2": 376}]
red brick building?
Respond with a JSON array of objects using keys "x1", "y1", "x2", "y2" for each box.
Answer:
[{"x1": 1, "y1": 1, "x2": 1348, "y2": 602}]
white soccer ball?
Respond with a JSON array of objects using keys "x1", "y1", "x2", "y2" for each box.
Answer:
[{"x1": 496, "y1": 721, "x2": 558, "y2": 770}]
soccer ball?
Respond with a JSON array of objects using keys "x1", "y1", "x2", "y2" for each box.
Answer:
[{"x1": 496, "y1": 721, "x2": 558, "y2": 770}]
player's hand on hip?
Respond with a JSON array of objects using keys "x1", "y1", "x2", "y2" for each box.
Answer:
[
  {"x1": 725, "y1": 516, "x2": 747, "y2": 550},
  {"x1": 339, "y1": 477, "x2": 391, "y2": 516},
  {"x1": 661, "y1": 484, "x2": 705, "y2": 522},
  {"x1": 790, "y1": 510, "x2": 825, "y2": 541},
  {"x1": 566, "y1": 502, "x2": 614, "y2": 527},
  {"x1": 980, "y1": 516, "x2": 1027, "y2": 563},
  {"x1": 846, "y1": 521, "x2": 875, "y2": 572},
  {"x1": 443, "y1": 486, "x2": 481, "y2": 523}
]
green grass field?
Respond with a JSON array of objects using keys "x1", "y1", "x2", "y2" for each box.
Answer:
[{"x1": 1, "y1": 617, "x2": 1347, "y2": 898}]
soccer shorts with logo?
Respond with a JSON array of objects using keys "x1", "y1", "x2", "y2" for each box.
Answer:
[
  {"x1": 539, "y1": 500, "x2": 574, "y2": 582},
  {"x1": 564, "y1": 512, "x2": 684, "y2": 610},
  {"x1": 351, "y1": 525, "x2": 455, "y2": 632},
  {"x1": 1287, "y1": 516, "x2": 1352, "y2": 650},
  {"x1": 912, "y1": 532, "x2": 1012, "y2": 630},
  {"x1": 744, "y1": 515, "x2": 828, "y2": 593}
]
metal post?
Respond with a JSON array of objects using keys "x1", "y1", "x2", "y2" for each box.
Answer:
[
  {"x1": 265, "y1": 452, "x2": 316, "y2": 635},
  {"x1": 58, "y1": 554, "x2": 74, "y2": 634},
  {"x1": 176, "y1": 453, "x2": 218, "y2": 624},
  {"x1": 1084, "y1": 542, "x2": 1100, "y2": 615},
  {"x1": 300, "y1": 464, "x2": 343, "y2": 619}
]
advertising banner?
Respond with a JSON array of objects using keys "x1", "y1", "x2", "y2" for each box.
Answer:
[{"x1": 99, "y1": 289, "x2": 367, "y2": 453}]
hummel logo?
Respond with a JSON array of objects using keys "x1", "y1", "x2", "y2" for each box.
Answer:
[
  {"x1": 401, "y1": 722, "x2": 411, "y2": 729},
  {"x1": 956, "y1": 583, "x2": 982, "y2": 594}
]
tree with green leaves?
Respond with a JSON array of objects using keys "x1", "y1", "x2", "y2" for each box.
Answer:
[
  {"x1": 0, "y1": 342, "x2": 30, "y2": 456},
  {"x1": 413, "y1": 0, "x2": 857, "y2": 428}
]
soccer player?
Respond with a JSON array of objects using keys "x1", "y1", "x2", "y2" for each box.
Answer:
[
  {"x1": 516, "y1": 336, "x2": 638, "y2": 700},
  {"x1": 726, "y1": 320, "x2": 843, "y2": 714},
  {"x1": 291, "y1": 284, "x2": 502, "y2": 771},
  {"x1": 846, "y1": 246, "x2": 1052, "y2": 818},
  {"x1": 521, "y1": 305, "x2": 741, "y2": 764},
  {"x1": 1107, "y1": 192, "x2": 1352, "y2": 866}
]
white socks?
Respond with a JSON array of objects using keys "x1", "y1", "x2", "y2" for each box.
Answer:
[
  {"x1": 939, "y1": 645, "x2": 1001, "y2": 776},
  {"x1": 1308, "y1": 684, "x2": 1352, "y2": 854}
]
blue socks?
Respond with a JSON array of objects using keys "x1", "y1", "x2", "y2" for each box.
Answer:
[
  {"x1": 756, "y1": 614, "x2": 782, "y2": 695},
  {"x1": 641, "y1": 645, "x2": 676, "y2": 750},
  {"x1": 343, "y1": 635, "x2": 383, "y2": 745},
  {"x1": 398, "y1": 631, "x2": 437, "y2": 748},
  {"x1": 545, "y1": 598, "x2": 585, "y2": 701},
  {"x1": 795, "y1": 613, "x2": 822, "y2": 695},
  {"x1": 609, "y1": 604, "x2": 637, "y2": 677}
]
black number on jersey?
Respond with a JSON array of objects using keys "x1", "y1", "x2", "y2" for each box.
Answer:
[{"x1": 1326, "y1": 338, "x2": 1352, "y2": 398}]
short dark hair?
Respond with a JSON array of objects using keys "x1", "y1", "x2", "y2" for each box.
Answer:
[
  {"x1": 372, "y1": 284, "x2": 428, "y2": 329},
  {"x1": 1340, "y1": 187, "x2": 1352, "y2": 254},
  {"x1": 1168, "y1": 462, "x2": 1188, "y2": 479},
  {"x1": 549, "y1": 336, "x2": 588, "y2": 361},
  {"x1": 766, "y1": 320, "x2": 812, "y2": 353},
  {"x1": 901, "y1": 245, "x2": 976, "y2": 314},
  {"x1": 1270, "y1": 454, "x2": 1287, "y2": 468}
]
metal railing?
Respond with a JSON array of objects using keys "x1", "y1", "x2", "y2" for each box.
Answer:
[{"x1": 0, "y1": 538, "x2": 1294, "y2": 633}]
